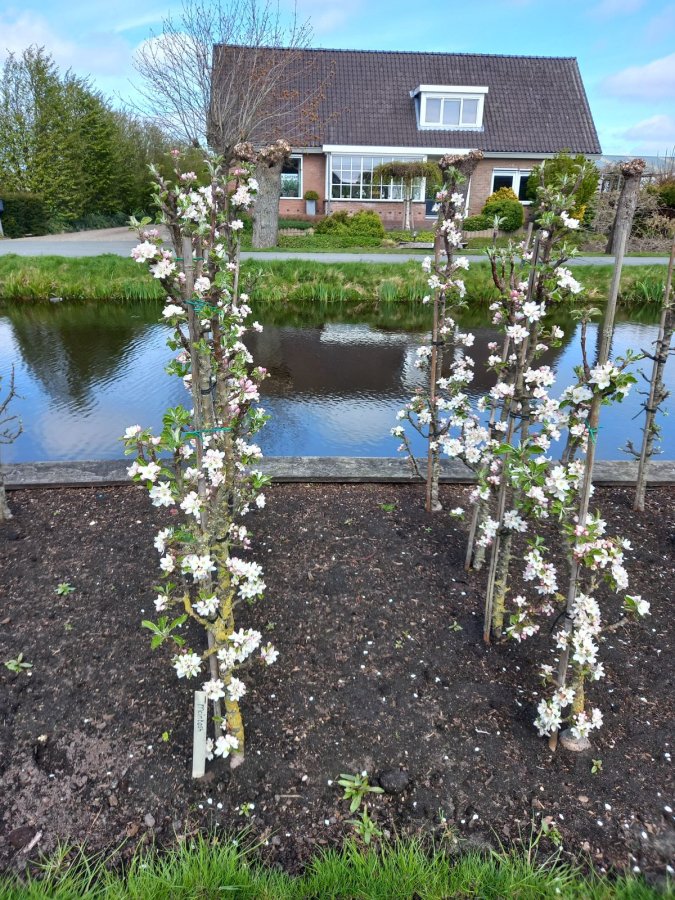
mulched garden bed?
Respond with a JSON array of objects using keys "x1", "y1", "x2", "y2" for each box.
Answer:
[{"x1": 1, "y1": 482, "x2": 673, "y2": 881}]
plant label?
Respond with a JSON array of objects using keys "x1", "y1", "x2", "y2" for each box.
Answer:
[{"x1": 192, "y1": 690, "x2": 208, "y2": 778}]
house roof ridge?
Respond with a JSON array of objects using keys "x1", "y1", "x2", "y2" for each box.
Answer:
[{"x1": 214, "y1": 43, "x2": 579, "y2": 62}]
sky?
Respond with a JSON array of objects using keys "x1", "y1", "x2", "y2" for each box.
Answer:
[{"x1": 1, "y1": 0, "x2": 674, "y2": 156}]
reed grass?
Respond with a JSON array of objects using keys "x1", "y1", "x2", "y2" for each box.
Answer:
[{"x1": 0, "y1": 254, "x2": 669, "y2": 308}]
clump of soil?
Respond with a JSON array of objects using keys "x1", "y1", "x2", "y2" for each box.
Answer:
[{"x1": 1, "y1": 483, "x2": 673, "y2": 879}]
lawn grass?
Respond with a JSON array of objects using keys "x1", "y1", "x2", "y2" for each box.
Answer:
[
  {"x1": 0, "y1": 254, "x2": 669, "y2": 307},
  {"x1": 0, "y1": 837, "x2": 665, "y2": 899}
]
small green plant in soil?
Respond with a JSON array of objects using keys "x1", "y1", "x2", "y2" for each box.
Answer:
[
  {"x1": 236, "y1": 802, "x2": 255, "y2": 818},
  {"x1": 4, "y1": 653, "x2": 32, "y2": 674},
  {"x1": 347, "y1": 807, "x2": 384, "y2": 845},
  {"x1": 338, "y1": 772, "x2": 384, "y2": 813},
  {"x1": 140, "y1": 615, "x2": 187, "y2": 650},
  {"x1": 540, "y1": 818, "x2": 564, "y2": 848},
  {"x1": 592, "y1": 758, "x2": 604, "y2": 774},
  {"x1": 54, "y1": 581, "x2": 75, "y2": 596},
  {"x1": 379, "y1": 501, "x2": 397, "y2": 512}
]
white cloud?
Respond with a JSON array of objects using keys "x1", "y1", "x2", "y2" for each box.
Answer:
[
  {"x1": 642, "y1": 5, "x2": 675, "y2": 43},
  {"x1": 0, "y1": 11, "x2": 73, "y2": 60},
  {"x1": 602, "y1": 52, "x2": 675, "y2": 99},
  {"x1": 112, "y1": 12, "x2": 166, "y2": 34},
  {"x1": 622, "y1": 114, "x2": 675, "y2": 142},
  {"x1": 0, "y1": 10, "x2": 136, "y2": 92}
]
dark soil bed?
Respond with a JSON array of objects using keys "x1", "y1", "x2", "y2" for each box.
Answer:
[{"x1": 1, "y1": 483, "x2": 673, "y2": 880}]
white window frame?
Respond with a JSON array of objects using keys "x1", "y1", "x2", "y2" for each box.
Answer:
[
  {"x1": 490, "y1": 168, "x2": 533, "y2": 204},
  {"x1": 280, "y1": 155, "x2": 303, "y2": 199},
  {"x1": 419, "y1": 93, "x2": 485, "y2": 129},
  {"x1": 329, "y1": 154, "x2": 427, "y2": 202}
]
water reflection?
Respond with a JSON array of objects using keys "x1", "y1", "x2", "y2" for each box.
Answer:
[{"x1": 0, "y1": 300, "x2": 671, "y2": 462}]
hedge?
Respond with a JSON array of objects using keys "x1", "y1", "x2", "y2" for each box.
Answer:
[
  {"x1": 316, "y1": 210, "x2": 385, "y2": 238},
  {"x1": 463, "y1": 214, "x2": 491, "y2": 232},
  {"x1": 0, "y1": 192, "x2": 49, "y2": 238}
]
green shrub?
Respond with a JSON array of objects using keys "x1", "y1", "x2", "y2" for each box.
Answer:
[
  {"x1": 482, "y1": 199, "x2": 524, "y2": 232},
  {"x1": 484, "y1": 186, "x2": 520, "y2": 205},
  {"x1": 525, "y1": 152, "x2": 599, "y2": 221},
  {"x1": 278, "y1": 218, "x2": 314, "y2": 230},
  {"x1": 70, "y1": 211, "x2": 129, "y2": 231},
  {"x1": 277, "y1": 233, "x2": 382, "y2": 250},
  {"x1": 657, "y1": 179, "x2": 675, "y2": 210},
  {"x1": 304, "y1": 190, "x2": 319, "y2": 201},
  {"x1": 463, "y1": 214, "x2": 490, "y2": 232},
  {"x1": 387, "y1": 229, "x2": 435, "y2": 242},
  {"x1": 0, "y1": 192, "x2": 49, "y2": 238},
  {"x1": 316, "y1": 209, "x2": 385, "y2": 238}
]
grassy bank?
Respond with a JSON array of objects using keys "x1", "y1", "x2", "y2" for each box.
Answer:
[
  {"x1": 1, "y1": 838, "x2": 664, "y2": 899},
  {"x1": 0, "y1": 254, "x2": 669, "y2": 306}
]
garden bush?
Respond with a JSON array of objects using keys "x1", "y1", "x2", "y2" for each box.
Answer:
[
  {"x1": 70, "y1": 211, "x2": 129, "y2": 231},
  {"x1": 525, "y1": 152, "x2": 599, "y2": 222},
  {"x1": 482, "y1": 198, "x2": 524, "y2": 232},
  {"x1": 462, "y1": 214, "x2": 490, "y2": 232},
  {"x1": 316, "y1": 209, "x2": 385, "y2": 238},
  {"x1": 279, "y1": 218, "x2": 314, "y2": 230},
  {"x1": 657, "y1": 179, "x2": 675, "y2": 210},
  {"x1": 0, "y1": 192, "x2": 48, "y2": 238},
  {"x1": 484, "y1": 186, "x2": 520, "y2": 205}
]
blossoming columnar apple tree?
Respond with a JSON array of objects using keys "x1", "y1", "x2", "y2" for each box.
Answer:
[
  {"x1": 123, "y1": 147, "x2": 278, "y2": 769},
  {"x1": 392, "y1": 153, "x2": 488, "y2": 513},
  {"x1": 463, "y1": 173, "x2": 650, "y2": 742}
]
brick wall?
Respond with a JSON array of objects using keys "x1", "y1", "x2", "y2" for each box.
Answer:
[
  {"x1": 279, "y1": 154, "x2": 545, "y2": 223},
  {"x1": 468, "y1": 158, "x2": 543, "y2": 215},
  {"x1": 279, "y1": 154, "x2": 326, "y2": 219}
]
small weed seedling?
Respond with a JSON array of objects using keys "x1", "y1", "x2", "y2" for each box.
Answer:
[
  {"x1": 4, "y1": 653, "x2": 32, "y2": 674},
  {"x1": 55, "y1": 582, "x2": 75, "y2": 596},
  {"x1": 161, "y1": 730, "x2": 171, "y2": 743},
  {"x1": 347, "y1": 807, "x2": 383, "y2": 845},
  {"x1": 379, "y1": 502, "x2": 397, "y2": 513},
  {"x1": 541, "y1": 817, "x2": 563, "y2": 847},
  {"x1": 337, "y1": 772, "x2": 384, "y2": 813},
  {"x1": 449, "y1": 620, "x2": 463, "y2": 632},
  {"x1": 236, "y1": 802, "x2": 255, "y2": 818},
  {"x1": 141, "y1": 615, "x2": 187, "y2": 649},
  {"x1": 438, "y1": 808, "x2": 459, "y2": 845},
  {"x1": 591, "y1": 758, "x2": 603, "y2": 775}
]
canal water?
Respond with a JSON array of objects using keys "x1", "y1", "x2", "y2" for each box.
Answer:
[{"x1": 0, "y1": 301, "x2": 672, "y2": 462}]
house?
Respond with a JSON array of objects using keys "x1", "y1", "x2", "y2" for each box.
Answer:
[{"x1": 215, "y1": 47, "x2": 601, "y2": 225}]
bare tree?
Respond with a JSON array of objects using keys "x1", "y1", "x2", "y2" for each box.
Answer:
[
  {"x1": 604, "y1": 158, "x2": 646, "y2": 255},
  {"x1": 132, "y1": 0, "x2": 325, "y2": 246},
  {"x1": 0, "y1": 368, "x2": 22, "y2": 522}
]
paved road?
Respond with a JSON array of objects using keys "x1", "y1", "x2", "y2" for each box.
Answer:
[{"x1": 0, "y1": 228, "x2": 669, "y2": 266}]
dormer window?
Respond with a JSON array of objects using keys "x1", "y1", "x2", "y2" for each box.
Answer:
[{"x1": 411, "y1": 85, "x2": 487, "y2": 130}]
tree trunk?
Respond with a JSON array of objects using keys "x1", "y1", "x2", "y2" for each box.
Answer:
[
  {"x1": 0, "y1": 480, "x2": 12, "y2": 522},
  {"x1": 252, "y1": 159, "x2": 283, "y2": 249},
  {"x1": 604, "y1": 159, "x2": 645, "y2": 256}
]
